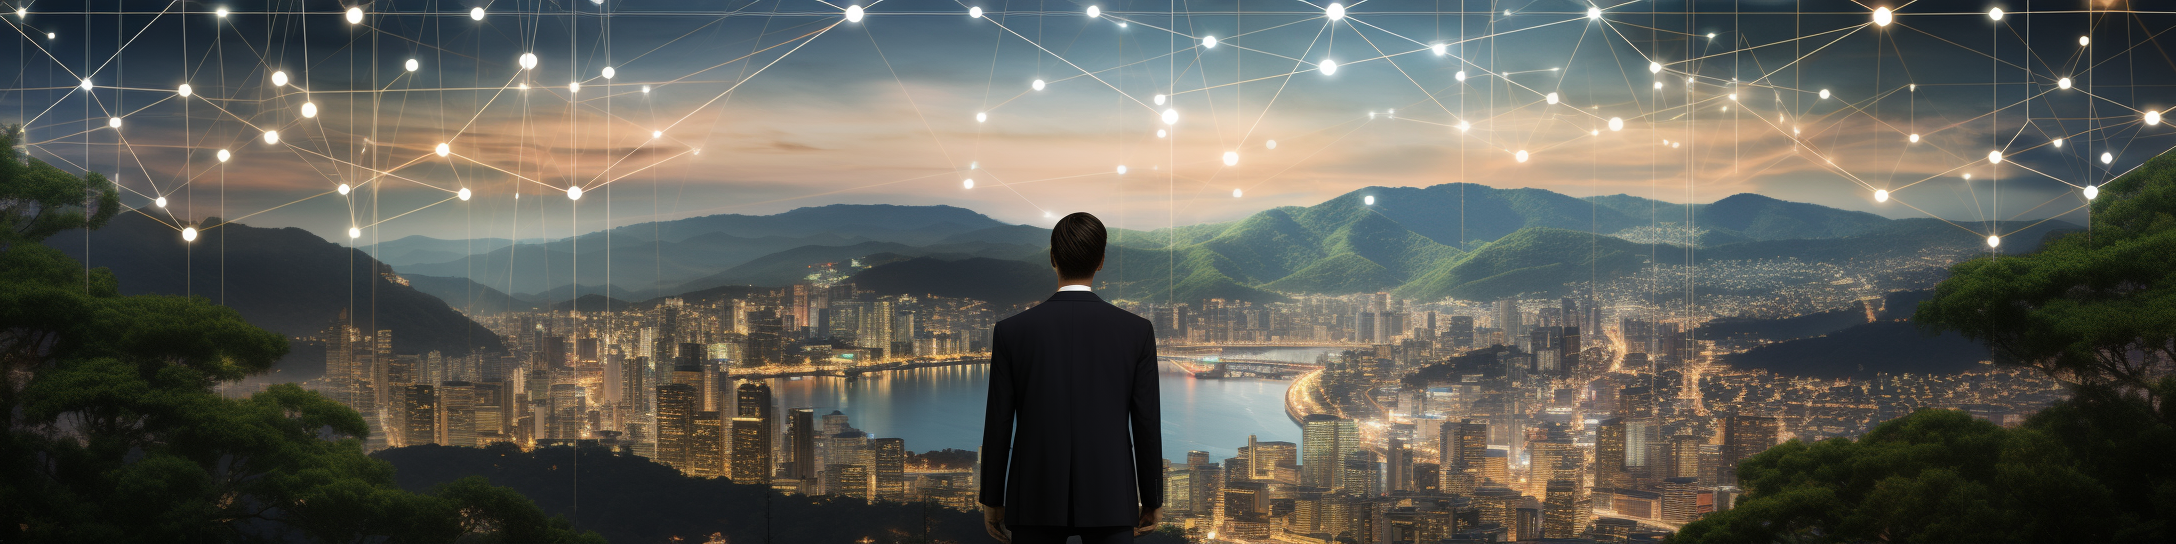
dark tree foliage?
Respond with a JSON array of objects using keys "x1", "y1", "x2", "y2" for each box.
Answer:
[
  {"x1": 0, "y1": 125, "x2": 599, "y2": 543},
  {"x1": 1672, "y1": 152, "x2": 2176, "y2": 542}
]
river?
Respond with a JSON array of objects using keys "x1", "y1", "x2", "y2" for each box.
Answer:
[{"x1": 761, "y1": 347, "x2": 1335, "y2": 462}]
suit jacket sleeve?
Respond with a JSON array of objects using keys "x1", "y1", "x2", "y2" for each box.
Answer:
[
  {"x1": 977, "y1": 323, "x2": 1014, "y2": 508},
  {"x1": 1131, "y1": 325, "x2": 1163, "y2": 510}
]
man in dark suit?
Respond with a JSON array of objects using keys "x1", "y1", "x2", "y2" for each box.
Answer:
[{"x1": 980, "y1": 212, "x2": 1163, "y2": 544}]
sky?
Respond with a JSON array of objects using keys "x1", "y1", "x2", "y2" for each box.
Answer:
[{"x1": 3, "y1": 0, "x2": 2171, "y2": 244}]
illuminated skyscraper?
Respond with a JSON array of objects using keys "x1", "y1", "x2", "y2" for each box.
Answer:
[
  {"x1": 1301, "y1": 415, "x2": 1360, "y2": 490},
  {"x1": 402, "y1": 384, "x2": 437, "y2": 447},
  {"x1": 438, "y1": 381, "x2": 476, "y2": 447},
  {"x1": 873, "y1": 437, "x2": 906, "y2": 501},
  {"x1": 655, "y1": 383, "x2": 697, "y2": 472},
  {"x1": 1438, "y1": 419, "x2": 1487, "y2": 491},
  {"x1": 1721, "y1": 415, "x2": 1780, "y2": 484},
  {"x1": 786, "y1": 408, "x2": 816, "y2": 480},
  {"x1": 1595, "y1": 417, "x2": 1630, "y2": 489},
  {"x1": 731, "y1": 382, "x2": 775, "y2": 483},
  {"x1": 549, "y1": 383, "x2": 586, "y2": 440},
  {"x1": 691, "y1": 411, "x2": 724, "y2": 478},
  {"x1": 1542, "y1": 479, "x2": 1586, "y2": 538},
  {"x1": 1661, "y1": 477, "x2": 1699, "y2": 523}
]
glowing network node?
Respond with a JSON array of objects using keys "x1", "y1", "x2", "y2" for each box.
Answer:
[
  {"x1": 337, "y1": 183, "x2": 351, "y2": 195},
  {"x1": 45, "y1": 32, "x2": 53, "y2": 39},
  {"x1": 1232, "y1": 188, "x2": 1243, "y2": 198},
  {"x1": 216, "y1": 149, "x2": 230, "y2": 162},
  {"x1": 470, "y1": 7, "x2": 485, "y2": 20},
  {"x1": 11, "y1": 7, "x2": 20, "y2": 17},
  {"x1": 1454, "y1": 70, "x2": 1467, "y2": 82},
  {"x1": 1909, "y1": 133, "x2": 1920, "y2": 143},
  {"x1": 2148, "y1": 110, "x2": 2163, "y2": 126},
  {"x1": 1153, "y1": 94, "x2": 1167, "y2": 106},
  {"x1": 1545, "y1": 92, "x2": 1559, "y2": 105},
  {"x1": 1819, "y1": 89, "x2": 1831, "y2": 99},
  {"x1": 969, "y1": 6, "x2": 982, "y2": 18},
  {"x1": 1363, "y1": 195, "x2": 1375, "y2": 205},
  {"x1": 263, "y1": 130, "x2": 280, "y2": 144},
  {"x1": 1988, "y1": 150, "x2": 2006, "y2": 164},
  {"x1": 642, "y1": 85, "x2": 651, "y2": 94},
  {"x1": 1222, "y1": 151, "x2": 1239, "y2": 166},
  {"x1": 969, "y1": 161, "x2": 978, "y2": 169},
  {"x1": 518, "y1": 83, "x2": 528, "y2": 90},
  {"x1": 271, "y1": 70, "x2": 288, "y2": 86},
  {"x1": 79, "y1": 78, "x2": 92, "y2": 90},
  {"x1": 1728, "y1": 93, "x2": 1738, "y2": 101},
  {"x1": 651, "y1": 130, "x2": 662, "y2": 139},
  {"x1": 1987, "y1": 235, "x2": 2001, "y2": 248},
  {"x1": 1873, "y1": 7, "x2": 1892, "y2": 27},
  {"x1": 2084, "y1": 185, "x2": 2099, "y2": 200},
  {"x1": 107, "y1": 117, "x2": 121, "y2": 129},
  {"x1": 600, "y1": 66, "x2": 616, "y2": 79},
  {"x1": 154, "y1": 196, "x2": 167, "y2": 208},
  {"x1": 345, "y1": 7, "x2": 363, "y2": 24},
  {"x1": 458, "y1": 188, "x2": 472, "y2": 201},
  {"x1": 348, "y1": 227, "x2": 361, "y2": 239},
  {"x1": 1515, "y1": 150, "x2": 1529, "y2": 163},
  {"x1": 181, "y1": 227, "x2": 197, "y2": 242},
  {"x1": 1875, "y1": 189, "x2": 1891, "y2": 203},
  {"x1": 216, "y1": 7, "x2": 228, "y2": 18},
  {"x1": 1116, "y1": 165, "x2": 1127, "y2": 174},
  {"x1": 1266, "y1": 140, "x2": 1277, "y2": 149},
  {"x1": 1654, "y1": 82, "x2": 1664, "y2": 89},
  {"x1": 1963, "y1": 173, "x2": 1973, "y2": 180},
  {"x1": 975, "y1": 112, "x2": 987, "y2": 123},
  {"x1": 1456, "y1": 120, "x2": 1471, "y2": 132},
  {"x1": 435, "y1": 143, "x2": 451, "y2": 157},
  {"x1": 519, "y1": 53, "x2": 538, "y2": 70},
  {"x1": 2079, "y1": 36, "x2": 2090, "y2": 46},
  {"x1": 1319, "y1": 59, "x2": 1337, "y2": 76},
  {"x1": 1648, "y1": 61, "x2": 1662, "y2": 73},
  {"x1": 1608, "y1": 117, "x2": 1624, "y2": 131},
  {"x1": 1031, "y1": 79, "x2": 1045, "y2": 91},
  {"x1": 1157, "y1": 129, "x2": 1167, "y2": 138},
  {"x1": 845, "y1": 5, "x2": 864, "y2": 22},
  {"x1": 2102, "y1": 152, "x2": 2114, "y2": 164},
  {"x1": 567, "y1": 186, "x2": 583, "y2": 200},
  {"x1": 962, "y1": 178, "x2": 975, "y2": 189},
  {"x1": 1910, "y1": 83, "x2": 1917, "y2": 92},
  {"x1": 2053, "y1": 138, "x2": 2064, "y2": 148},
  {"x1": 2058, "y1": 77, "x2": 2071, "y2": 89},
  {"x1": 1591, "y1": 130, "x2": 1599, "y2": 136},
  {"x1": 1203, "y1": 36, "x2": 1217, "y2": 49},
  {"x1": 1326, "y1": 2, "x2": 1344, "y2": 21},
  {"x1": 1085, "y1": 6, "x2": 1099, "y2": 18},
  {"x1": 1587, "y1": 7, "x2": 1601, "y2": 20},
  {"x1": 177, "y1": 83, "x2": 192, "y2": 97},
  {"x1": 1988, "y1": 8, "x2": 2002, "y2": 21},
  {"x1": 1431, "y1": 43, "x2": 1447, "y2": 56},
  {"x1": 1161, "y1": 108, "x2": 1179, "y2": 125},
  {"x1": 301, "y1": 102, "x2": 317, "y2": 118},
  {"x1": 1707, "y1": 33, "x2": 1716, "y2": 39},
  {"x1": 570, "y1": 81, "x2": 581, "y2": 93}
]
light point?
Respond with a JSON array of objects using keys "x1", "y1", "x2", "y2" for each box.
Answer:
[
  {"x1": 1266, "y1": 140, "x2": 1277, "y2": 149},
  {"x1": 1654, "y1": 82, "x2": 1664, "y2": 89},
  {"x1": 1454, "y1": 70, "x2": 1467, "y2": 82},
  {"x1": 458, "y1": 188, "x2": 472, "y2": 201},
  {"x1": 1222, "y1": 151, "x2": 1239, "y2": 166},
  {"x1": 1608, "y1": 117, "x2": 1624, "y2": 131},
  {"x1": 519, "y1": 53, "x2": 538, "y2": 70},
  {"x1": 1161, "y1": 108, "x2": 1179, "y2": 125},
  {"x1": 217, "y1": 7, "x2": 228, "y2": 18},
  {"x1": 1910, "y1": 83, "x2": 1917, "y2": 92},
  {"x1": 518, "y1": 83, "x2": 528, "y2": 90},
  {"x1": 14, "y1": 8, "x2": 22, "y2": 17},
  {"x1": 271, "y1": 70, "x2": 289, "y2": 86},
  {"x1": 345, "y1": 7, "x2": 363, "y2": 24},
  {"x1": 651, "y1": 130, "x2": 662, "y2": 139},
  {"x1": 1707, "y1": 32, "x2": 1716, "y2": 39},
  {"x1": 1873, "y1": 7, "x2": 1892, "y2": 27},
  {"x1": 2079, "y1": 36, "x2": 2090, "y2": 46},
  {"x1": 470, "y1": 7, "x2": 485, "y2": 20},
  {"x1": 1117, "y1": 165, "x2": 1128, "y2": 174},
  {"x1": 108, "y1": 117, "x2": 122, "y2": 129},
  {"x1": 1363, "y1": 195, "x2": 1375, "y2": 206},
  {"x1": 1086, "y1": 5, "x2": 1100, "y2": 18},
  {"x1": 1456, "y1": 120, "x2": 1471, "y2": 132},
  {"x1": 1988, "y1": 8, "x2": 2003, "y2": 21},
  {"x1": 1648, "y1": 61, "x2": 1662, "y2": 74},
  {"x1": 569, "y1": 81, "x2": 580, "y2": 93},
  {"x1": 435, "y1": 143, "x2": 451, "y2": 157},
  {"x1": 1909, "y1": 133, "x2": 1920, "y2": 143},
  {"x1": 181, "y1": 227, "x2": 197, "y2": 242},
  {"x1": 601, "y1": 66, "x2": 616, "y2": 80},
  {"x1": 2053, "y1": 138, "x2": 2064, "y2": 148},
  {"x1": 1157, "y1": 129, "x2": 1168, "y2": 138},
  {"x1": 1987, "y1": 235, "x2": 2001, "y2": 248},
  {"x1": 642, "y1": 85, "x2": 651, "y2": 94},
  {"x1": 178, "y1": 83, "x2": 192, "y2": 97},
  {"x1": 2148, "y1": 110, "x2": 2163, "y2": 126},
  {"x1": 1031, "y1": 79, "x2": 1045, "y2": 91},
  {"x1": 1153, "y1": 94, "x2": 1167, "y2": 106},
  {"x1": 970, "y1": 161, "x2": 978, "y2": 169},
  {"x1": 1819, "y1": 89, "x2": 1830, "y2": 99},
  {"x1": 1232, "y1": 188, "x2": 1243, "y2": 198},
  {"x1": 263, "y1": 130, "x2": 280, "y2": 144},
  {"x1": 80, "y1": 78, "x2": 92, "y2": 90},
  {"x1": 45, "y1": 32, "x2": 53, "y2": 39},
  {"x1": 404, "y1": 58, "x2": 419, "y2": 72},
  {"x1": 2084, "y1": 185, "x2": 2098, "y2": 200},
  {"x1": 969, "y1": 6, "x2": 982, "y2": 18},
  {"x1": 348, "y1": 227, "x2": 361, "y2": 239},
  {"x1": 1728, "y1": 93, "x2": 1738, "y2": 101},
  {"x1": 216, "y1": 149, "x2": 230, "y2": 162},
  {"x1": 976, "y1": 112, "x2": 987, "y2": 123},
  {"x1": 1431, "y1": 43, "x2": 1447, "y2": 56},
  {"x1": 1326, "y1": 2, "x2": 1344, "y2": 21},
  {"x1": 1203, "y1": 35, "x2": 1217, "y2": 49},
  {"x1": 1545, "y1": 92, "x2": 1559, "y2": 105},
  {"x1": 1587, "y1": 7, "x2": 1601, "y2": 20},
  {"x1": 337, "y1": 183, "x2": 351, "y2": 195},
  {"x1": 962, "y1": 178, "x2": 975, "y2": 189},
  {"x1": 2102, "y1": 152, "x2": 2114, "y2": 164},
  {"x1": 1591, "y1": 129, "x2": 1600, "y2": 136},
  {"x1": 1989, "y1": 150, "x2": 2004, "y2": 164},
  {"x1": 567, "y1": 186, "x2": 583, "y2": 200},
  {"x1": 1515, "y1": 150, "x2": 1529, "y2": 163},
  {"x1": 2058, "y1": 77, "x2": 2071, "y2": 89},
  {"x1": 1319, "y1": 59, "x2": 1338, "y2": 76},
  {"x1": 301, "y1": 102, "x2": 317, "y2": 118},
  {"x1": 1964, "y1": 173, "x2": 1973, "y2": 180},
  {"x1": 845, "y1": 5, "x2": 864, "y2": 22},
  {"x1": 1874, "y1": 189, "x2": 1889, "y2": 202},
  {"x1": 155, "y1": 196, "x2": 167, "y2": 208}
]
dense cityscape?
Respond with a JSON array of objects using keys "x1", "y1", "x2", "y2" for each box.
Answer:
[{"x1": 271, "y1": 244, "x2": 2066, "y2": 543}]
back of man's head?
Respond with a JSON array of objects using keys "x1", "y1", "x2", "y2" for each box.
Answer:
[{"x1": 1051, "y1": 212, "x2": 1106, "y2": 281}]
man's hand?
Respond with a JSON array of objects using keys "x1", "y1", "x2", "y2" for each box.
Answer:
[
  {"x1": 981, "y1": 505, "x2": 1010, "y2": 543},
  {"x1": 1134, "y1": 506, "x2": 1163, "y2": 536}
]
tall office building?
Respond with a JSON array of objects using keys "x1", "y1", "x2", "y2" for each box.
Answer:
[
  {"x1": 549, "y1": 383, "x2": 586, "y2": 440},
  {"x1": 1301, "y1": 415, "x2": 1360, "y2": 490},
  {"x1": 438, "y1": 381, "x2": 476, "y2": 447},
  {"x1": 655, "y1": 383, "x2": 698, "y2": 472},
  {"x1": 1244, "y1": 436, "x2": 1297, "y2": 482},
  {"x1": 1595, "y1": 418, "x2": 1630, "y2": 489},
  {"x1": 403, "y1": 384, "x2": 437, "y2": 447},
  {"x1": 1721, "y1": 415, "x2": 1780, "y2": 484},
  {"x1": 786, "y1": 408, "x2": 817, "y2": 480},
  {"x1": 1385, "y1": 437, "x2": 1412, "y2": 493},
  {"x1": 1661, "y1": 477, "x2": 1700, "y2": 524},
  {"x1": 1542, "y1": 479, "x2": 1587, "y2": 538},
  {"x1": 873, "y1": 437, "x2": 906, "y2": 501},
  {"x1": 1626, "y1": 418, "x2": 1663, "y2": 483},
  {"x1": 731, "y1": 382, "x2": 775, "y2": 483},
  {"x1": 1495, "y1": 299, "x2": 1523, "y2": 339},
  {"x1": 1340, "y1": 450, "x2": 1381, "y2": 497},
  {"x1": 1526, "y1": 438, "x2": 1578, "y2": 498},
  {"x1": 1668, "y1": 434, "x2": 1704, "y2": 480},
  {"x1": 691, "y1": 411, "x2": 725, "y2": 478}
]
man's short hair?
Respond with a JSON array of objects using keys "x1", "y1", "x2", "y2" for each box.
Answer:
[{"x1": 1051, "y1": 212, "x2": 1106, "y2": 280}]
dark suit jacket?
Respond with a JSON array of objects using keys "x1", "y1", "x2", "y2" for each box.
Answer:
[{"x1": 978, "y1": 289, "x2": 1162, "y2": 528}]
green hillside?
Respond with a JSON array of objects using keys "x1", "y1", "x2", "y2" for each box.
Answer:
[{"x1": 1394, "y1": 227, "x2": 1655, "y2": 301}]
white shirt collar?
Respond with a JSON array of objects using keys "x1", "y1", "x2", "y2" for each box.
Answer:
[{"x1": 1058, "y1": 285, "x2": 1093, "y2": 292}]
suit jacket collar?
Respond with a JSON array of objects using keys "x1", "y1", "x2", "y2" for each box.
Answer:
[{"x1": 1046, "y1": 290, "x2": 1103, "y2": 303}]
